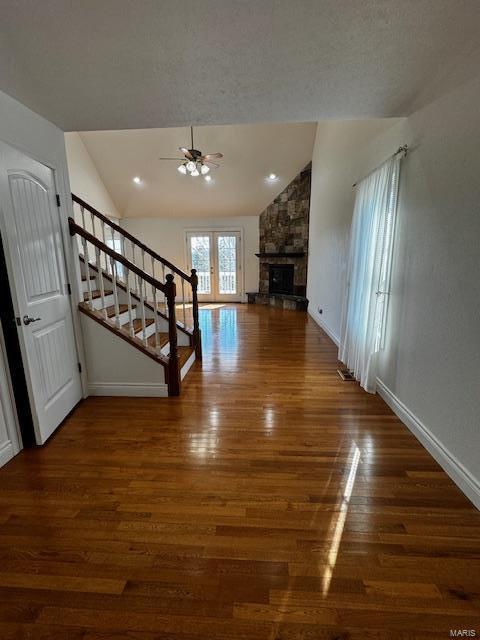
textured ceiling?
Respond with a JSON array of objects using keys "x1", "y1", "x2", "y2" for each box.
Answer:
[
  {"x1": 74, "y1": 122, "x2": 317, "y2": 218},
  {"x1": 1, "y1": 1, "x2": 479, "y2": 131}
]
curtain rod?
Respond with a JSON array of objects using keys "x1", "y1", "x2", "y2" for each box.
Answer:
[{"x1": 352, "y1": 144, "x2": 408, "y2": 188}]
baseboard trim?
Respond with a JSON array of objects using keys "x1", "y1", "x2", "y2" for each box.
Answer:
[
  {"x1": 0, "y1": 441, "x2": 15, "y2": 468},
  {"x1": 377, "y1": 378, "x2": 480, "y2": 511},
  {"x1": 88, "y1": 382, "x2": 168, "y2": 397},
  {"x1": 308, "y1": 310, "x2": 340, "y2": 346}
]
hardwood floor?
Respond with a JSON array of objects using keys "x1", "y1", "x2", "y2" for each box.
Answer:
[{"x1": 0, "y1": 303, "x2": 479, "y2": 639}]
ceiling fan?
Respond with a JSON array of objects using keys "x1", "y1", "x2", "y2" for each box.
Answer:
[{"x1": 159, "y1": 126, "x2": 223, "y2": 177}]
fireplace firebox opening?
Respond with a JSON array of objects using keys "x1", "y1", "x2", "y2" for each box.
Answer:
[{"x1": 269, "y1": 264, "x2": 294, "y2": 295}]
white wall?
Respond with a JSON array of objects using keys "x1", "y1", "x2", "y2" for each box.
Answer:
[
  {"x1": 307, "y1": 76, "x2": 480, "y2": 507},
  {"x1": 65, "y1": 132, "x2": 120, "y2": 218},
  {"x1": 121, "y1": 216, "x2": 259, "y2": 298}
]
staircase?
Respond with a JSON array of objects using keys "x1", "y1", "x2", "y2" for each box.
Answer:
[{"x1": 69, "y1": 194, "x2": 202, "y2": 396}]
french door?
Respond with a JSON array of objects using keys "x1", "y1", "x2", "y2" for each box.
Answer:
[
  {"x1": 186, "y1": 231, "x2": 242, "y2": 302},
  {"x1": 0, "y1": 142, "x2": 82, "y2": 445}
]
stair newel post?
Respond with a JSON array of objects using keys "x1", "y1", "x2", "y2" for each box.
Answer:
[
  {"x1": 190, "y1": 269, "x2": 202, "y2": 361},
  {"x1": 165, "y1": 273, "x2": 180, "y2": 396},
  {"x1": 110, "y1": 256, "x2": 121, "y2": 328},
  {"x1": 95, "y1": 246, "x2": 107, "y2": 319},
  {"x1": 126, "y1": 267, "x2": 134, "y2": 337}
]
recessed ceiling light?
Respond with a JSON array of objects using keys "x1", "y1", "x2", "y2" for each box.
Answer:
[
  {"x1": 204, "y1": 175, "x2": 212, "y2": 182},
  {"x1": 267, "y1": 173, "x2": 278, "y2": 181},
  {"x1": 133, "y1": 176, "x2": 142, "y2": 184}
]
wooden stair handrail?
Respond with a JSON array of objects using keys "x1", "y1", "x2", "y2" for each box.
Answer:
[
  {"x1": 69, "y1": 218, "x2": 167, "y2": 294},
  {"x1": 72, "y1": 194, "x2": 192, "y2": 283}
]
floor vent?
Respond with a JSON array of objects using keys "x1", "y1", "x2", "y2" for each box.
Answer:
[{"x1": 337, "y1": 368, "x2": 356, "y2": 381}]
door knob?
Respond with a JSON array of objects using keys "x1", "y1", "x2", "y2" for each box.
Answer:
[{"x1": 23, "y1": 315, "x2": 41, "y2": 325}]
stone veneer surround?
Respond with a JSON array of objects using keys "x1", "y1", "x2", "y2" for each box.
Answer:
[{"x1": 258, "y1": 163, "x2": 311, "y2": 298}]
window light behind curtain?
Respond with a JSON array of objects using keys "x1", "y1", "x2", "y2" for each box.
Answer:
[{"x1": 339, "y1": 155, "x2": 401, "y2": 393}]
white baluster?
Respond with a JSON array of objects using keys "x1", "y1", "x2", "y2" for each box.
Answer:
[
  {"x1": 162, "y1": 264, "x2": 166, "y2": 316},
  {"x1": 151, "y1": 256, "x2": 156, "y2": 307},
  {"x1": 101, "y1": 221, "x2": 107, "y2": 272},
  {"x1": 181, "y1": 278, "x2": 186, "y2": 327},
  {"x1": 110, "y1": 256, "x2": 121, "y2": 328},
  {"x1": 80, "y1": 205, "x2": 86, "y2": 231},
  {"x1": 90, "y1": 211, "x2": 95, "y2": 239},
  {"x1": 95, "y1": 246, "x2": 107, "y2": 319},
  {"x1": 138, "y1": 273, "x2": 148, "y2": 346},
  {"x1": 126, "y1": 267, "x2": 134, "y2": 337},
  {"x1": 141, "y1": 249, "x2": 146, "y2": 300},
  {"x1": 82, "y1": 236, "x2": 93, "y2": 308},
  {"x1": 131, "y1": 243, "x2": 138, "y2": 294},
  {"x1": 152, "y1": 287, "x2": 160, "y2": 352}
]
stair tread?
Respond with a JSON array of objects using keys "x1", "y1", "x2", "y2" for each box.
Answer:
[
  {"x1": 147, "y1": 332, "x2": 169, "y2": 348},
  {"x1": 105, "y1": 304, "x2": 135, "y2": 317},
  {"x1": 178, "y1": 346, "x2": 195, "y2": 369},
  {"x1": 124, "y1": 318, "x2": 155, "y2": 333},
  {"x1": 84, "y1": 289, "x2": 113, "y2": 301}
]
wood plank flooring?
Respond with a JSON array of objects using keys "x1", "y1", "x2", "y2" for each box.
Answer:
[{"x1": 0, "y1": 303, "x2": 479, "y2": 639}]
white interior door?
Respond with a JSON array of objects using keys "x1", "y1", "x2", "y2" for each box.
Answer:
[
  {"x1": 0, "y1": 142, "x2": 82, "y2": 444},
  {"x1": 187, "y1": 231, "x2": 242, "y2": 302}
]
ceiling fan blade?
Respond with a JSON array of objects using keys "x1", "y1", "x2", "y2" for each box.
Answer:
[
  {"x1": 203, "y1": 153, "x2": 223, "y2": 160},
  {"x1": 204, "y1": 161, "x2": 220, "y2": 168},
  {"x1": 179, "y1": 147, "x2": 194, "y2": 160}
]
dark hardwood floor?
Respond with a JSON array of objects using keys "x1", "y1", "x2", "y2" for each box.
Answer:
[{"x1": 0, "y1": 303, "x2": 479, "y2": 639}]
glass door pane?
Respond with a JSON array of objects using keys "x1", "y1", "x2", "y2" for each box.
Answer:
[
  {"x1": 217, "y1": 235, "x2": 237, "y2": 295},
  {"x1": 189, "y1": 235, "x2": 212, "y2": 295}
]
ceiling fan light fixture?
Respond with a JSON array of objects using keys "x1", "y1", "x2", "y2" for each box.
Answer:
[
  {"x1": 200, "y1": 164, "x2": 210, "y2": 175},
  {"x1": 177, "y1": 164, "x2": 187, "y2": 174},
  {"x1": 190, "y1": 168, "x2": 200, "y2": 177},
  {"x1": 186, "y1": 161, "x2": 196, "y2": 172}
]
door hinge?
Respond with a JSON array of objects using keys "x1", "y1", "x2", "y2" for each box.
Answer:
[
  {"x1": 66, "y1": 283, "x2": 72, "y2": 295},
  {"x1": 77, "y1": 362, "x2": 82, "y2": 373},
  {"x1": 56, "y1": 194, "x2": 61, "y2": 207}
]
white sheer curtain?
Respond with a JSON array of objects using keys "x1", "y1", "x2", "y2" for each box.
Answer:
[{"x1": 339, "y1": 155, "x2": 401, "y2": 393}]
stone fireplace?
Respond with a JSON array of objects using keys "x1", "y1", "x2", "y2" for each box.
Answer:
[{"x1": 248, "y1": 163, "x2": 311, "y2": 311}]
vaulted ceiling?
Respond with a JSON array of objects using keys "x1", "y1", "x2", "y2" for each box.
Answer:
[
  {"x1": 1, "y1": 1, "x2": 479, "y2": 131},
  {"x1": 74, "y1": 122, "x2": 317, "y2": 218}
]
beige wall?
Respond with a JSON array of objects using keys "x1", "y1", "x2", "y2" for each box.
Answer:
[
  {"x1": 65, "y1": 132, "x2": 120, "y2": 218},
  {"x1": 121, "y1": 216, "x2": 259, "y2": 299},
  {"x1": 307, "y1": 77, "x2": 480, "y2": 507}
]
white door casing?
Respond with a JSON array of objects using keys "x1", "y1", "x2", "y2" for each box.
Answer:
[
  {"x1": 0, "y1": 327, "x2": 21, "y2": 467},
  {"x1": 0, "y1": 142, "x2": 82, "y2": 444}
]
